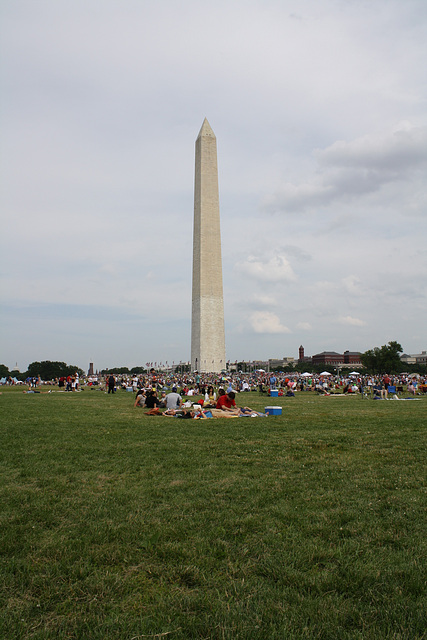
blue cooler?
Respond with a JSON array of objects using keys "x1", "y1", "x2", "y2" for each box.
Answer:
[
  {"x1": 270, "y1": 389, "x2": 278, "y2": 397},
  {"x1": 265, "y1": 406, "x2": 282, "y2": 416}
]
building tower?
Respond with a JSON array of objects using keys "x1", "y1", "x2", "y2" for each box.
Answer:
[
  {"x1": 191, "y1": 118, "x2": 226, "y2": 373},
  {"x1": 299, "y1": 345, "x2": 305, "y2": 362}
]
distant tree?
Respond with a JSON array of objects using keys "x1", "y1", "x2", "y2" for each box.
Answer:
[
  {"x1": 293, "y1": 362, "x2": 316, "y2": 373},
  {"x1": 0, "y1": 364, "x2": 10, "y2": 378},
  {"x1": 239, "y1": 362, "x2": 256, "y2": 373},
  {"x1": 360, "y1": 341, "x2": 403, "y2": 374},
  {"x1": 26, "y1": 361, "x2": 84, "y2": 380},
  {"x1": 27, "y1": 361, "x2": 63, "y2": 379},
  {"x1": 130, "y1": 366, "x2": 146, "y2": 374},
  {"x1": 10, "y1": 369, "x2": 26, "y2": 382},
  {"x1": 65, "y1": 365, "x2": 84, "y2": 378},
  {"x1": 405, "y1": 362, "x2": 427, "y2": 375},
  {"x1": 100, "y1": 367, "x2": 130, "y2": 375}
]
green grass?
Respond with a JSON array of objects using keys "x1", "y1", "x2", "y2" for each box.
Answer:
[{"x1": 1, "y1": 387, "x2": 426, "y2": 639}]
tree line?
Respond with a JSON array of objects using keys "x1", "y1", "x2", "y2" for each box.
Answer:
[{"x1": 0, "y1": 361, "x2": 84, "y2": 381}]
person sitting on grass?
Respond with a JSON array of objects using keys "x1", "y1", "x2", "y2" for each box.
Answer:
[
  {"x1": 145, "y1": 390, "x2": 159, "y2": 409},
  {"x1": 216, "y1": 391, "x2": 240, "y2": 415},
  {"x1": 214, "y1": 392, "x2": 261, "y2": 417},
  {"x1": 158, "y1": 391, "x2": 167, "y2": 408},
  {"x1": 204, "y1": 385, "x2": 217, "y2": 407},
  {"x1": 165, "y1": 391, "x2": 182, "y2": 410},
  {"x1": 134, "y1": 389, "x2": 146, "y2": 408}
]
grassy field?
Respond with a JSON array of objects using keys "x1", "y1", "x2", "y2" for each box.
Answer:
[{"x1": 1, "y1": 386, "x2": 426, "y2": 639}]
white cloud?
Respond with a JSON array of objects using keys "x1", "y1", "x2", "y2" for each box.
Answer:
[
  {"x1": 235, "y1": 254, "x2": 296, "y2": 282},
  {"x1": 250, "y1": 312, "x2": 291, "y2": 334},
  {"x1": 261, "y1": 125, "x2": 427, "y2": 215},
  {"x1": 337, "y1": 316, "x2": 367, "y2": 327},
  {"x1": 316, "y1": 126, "x2": 427, "y2": 173},
  {"x1": 251, "y1": 294, "x2": 279, "y2": 307},
  {"x1": 296, "y1": 322, "x2": 312, "y2": 331},
  {"x1": 341, "y1": 275, "x2": 363, "y2": 295}
]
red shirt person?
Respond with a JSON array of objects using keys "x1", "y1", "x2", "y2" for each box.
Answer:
[{"x1": 216, "y1": 392, "x2": 237, "y2": 411}]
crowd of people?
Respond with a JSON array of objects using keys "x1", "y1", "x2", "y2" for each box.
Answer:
[
  {"x1": 101, "y1": 370, "x2": 425, "y2": 416},
  {"x1": 99, "y1": 370, "x2": 425, "y2": 396},
  {"x1": 3, "y1": 369, "x2": 426, "y2": 406},
  {"x1": 133, "y1": 386, "x2": 264, "y2": 418}
]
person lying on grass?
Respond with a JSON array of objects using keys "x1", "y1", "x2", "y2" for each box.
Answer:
[
  {"x1": 215, "y1": 392, "x2": 263, "y2": 417},
  {"x1": 159, "y1": 408, "x2": 208, "y2": 419}
]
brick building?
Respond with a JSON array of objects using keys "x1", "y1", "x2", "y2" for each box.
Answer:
[
  {"x1": 343, "y1": 351, "x2": 362, "y2": 365},
  {"x1": 300, "y1": 347, "x2": 362, "y2": 367},
  {"x1": 311, "y1": 351, "x2": 345, "y2": 366}
]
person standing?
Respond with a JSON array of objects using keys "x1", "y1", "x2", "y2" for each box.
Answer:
[{"x1": 108, "y1": 374, "x2": 116, "y2": 394}]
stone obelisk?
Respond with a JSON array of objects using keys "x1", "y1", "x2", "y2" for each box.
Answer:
[{"x1": 191, "y1": 118, "x2": 226, "y2": 373}]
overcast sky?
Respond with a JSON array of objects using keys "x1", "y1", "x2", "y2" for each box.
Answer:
[{"x1": 1, "y1": 0, "x2": 426, "y2": 372}]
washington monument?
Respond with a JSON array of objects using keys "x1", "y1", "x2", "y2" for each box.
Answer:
[{"x1": 191, "y1": 119, "x2": 226, "y2": 373}]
